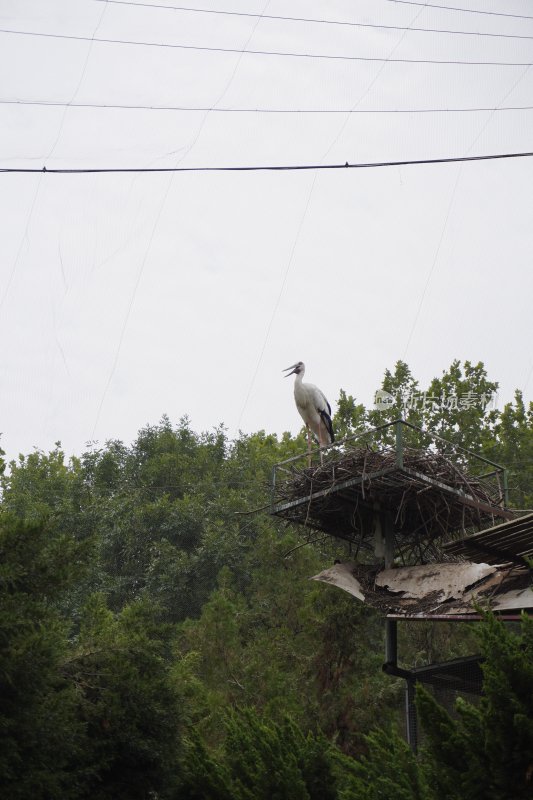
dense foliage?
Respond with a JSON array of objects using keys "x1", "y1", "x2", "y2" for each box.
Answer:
[
  {"x1": 352, "y1": 614, "x2": 533, "y2": 800},
  {"x1": 0, "y1": 360, "x2": 531, "y2": 798}
]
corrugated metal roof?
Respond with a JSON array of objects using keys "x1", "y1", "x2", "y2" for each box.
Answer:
[{"x1": 443, "y1": 512, "x2": 533, "y2": 564}]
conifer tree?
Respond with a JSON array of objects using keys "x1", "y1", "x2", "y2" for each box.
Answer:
[{"x1": 418, "y1": 613, "x2": 533, "y2": 800}]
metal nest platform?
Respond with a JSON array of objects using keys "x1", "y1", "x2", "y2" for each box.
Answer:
[{"x1": 271, "y1": 420, "x2": 511, "y2": 555}]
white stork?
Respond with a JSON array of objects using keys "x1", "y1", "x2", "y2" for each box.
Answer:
[{"x1": 283, "y1": 361, "x2": 334, "y2": 464}]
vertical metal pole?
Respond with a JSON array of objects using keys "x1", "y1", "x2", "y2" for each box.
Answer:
[
  {"x1": 382, "y1": 512, "x2": 395, "y2": 569},
  {"x1": 385, "y1": 619, "x2": 397, "y2": 666},
  {"x1": 405, "y1": 679, "x2": 418, "y2": 753},
  {"x1": 270, "y1": 464, "x2": 277, "y2": 512},
  {"x1": 395, "y1": 419, "x2": 404, "y2": 469},
  {"x1": 502, "y1": 468, "x2": 509, "y2": 507}
]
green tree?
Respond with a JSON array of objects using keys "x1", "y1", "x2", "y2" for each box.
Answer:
[
  {"x1": 424, "y1": 359, "x2": 498, "y2": 451},
  {"x1": 489, "y1": 391, "x2": 533, "y2": 508},
  {"x1": 1, "y1": 358, "x2": 531, "y2": 798},
  {"x1": 68, "y1": 595, "x2": 183, "y2": 800},
  {"x1": 338, "y1": 725, "x2": 429, "y2": 800},
  {"x1": 417, "y1": 613, "x2": 533, "y2": 800},
  {"x1": 0, "y1": 514, "x2": 88, "y2": 799},
  {"x1": 178, "y1": 709, "x2": 341, "y2": 800},
  {"x1": 0, "y1": 511, "x2": 184, "y2": 799},
  {"x1": 340, "y1": 614, "x2": 533, "y2": 800},
  {"x1": 333, "y1": 390, "x2": 368, "y2": 441}
]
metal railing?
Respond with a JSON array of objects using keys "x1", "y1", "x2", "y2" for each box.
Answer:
[{"x1": 271, "y1": 418, "x2": 508, "y2": 509}]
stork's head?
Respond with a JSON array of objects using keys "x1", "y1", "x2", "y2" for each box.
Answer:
[{"x1": 283, "y1": 361, "x2": 305, "y2": 377}]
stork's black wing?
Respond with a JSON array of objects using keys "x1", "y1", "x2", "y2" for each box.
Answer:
[{"x1": 319, "y1": 408, "x2": 334, "y2": 443}]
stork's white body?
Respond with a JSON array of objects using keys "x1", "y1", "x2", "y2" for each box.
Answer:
[
  {"x1": 293, "y1": 373, "x2": 333, "y2": 448},
  {"x1": 283, "y1": 362, "x2": 334, "y2": 462}
]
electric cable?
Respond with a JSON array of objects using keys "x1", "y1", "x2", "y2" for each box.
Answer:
[
  {"x1": 383, "y1": 0, "x2": 533, "y2": 20},
  {"x1": 0, "y1": 3, "x2": 109, "y2": 316},
  {"x1": 3, "y1": 98, "x2": 533, "y2": 114},
  {"x1": 402, "y1": 62, "x2": 532, "y2": 358},
  {"x1": 90, "y1": 0, "x2": 272, "y2": 438},
  {"x1": 2, "y1": 151, "x2": 533, "y2": 175},
  {"x1": 2, "y1": 28, "x2": 533, "y2": 66},
  {"x1": 91, "y1": 0, "x2": 533, "y2": 40}
]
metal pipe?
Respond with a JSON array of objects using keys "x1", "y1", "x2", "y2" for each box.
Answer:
[
  {"x1": 503, "y1": 468, "x2": 509, "y2": 506},
  {"x1": 385, "y1": 619, "x2": 397, "y2": 666},
  {"x1": 405, "y1": 679, "x2": 418, "y2": 752},
  {"x1": 395, "y1": 419, "x2": 404, "y2": 469}
]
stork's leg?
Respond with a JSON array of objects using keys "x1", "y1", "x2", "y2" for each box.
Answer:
[
  {"x1": 306, "y1": 425, "x2": 312, "y2": 467},
  {"x1": 318, "y1": 423, "x2": 325, "y2": 465}
]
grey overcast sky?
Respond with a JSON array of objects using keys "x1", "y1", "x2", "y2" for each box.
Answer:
[{"x1": 1, "y1": 0, "x2": 532, "y2": 461}]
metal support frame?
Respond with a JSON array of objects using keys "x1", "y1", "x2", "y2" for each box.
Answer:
[
  {"x1": 271, "y1": 418, "x2": 512, "y2": 752},
  {"x1": 383, "y1": 619, "x2": 419, "y2": 750},
  {"x1": 385, "y1": 619, "x2": 398, "y2": 667},
  {"x1": 383, "y1": 617, "x2": 486, "y2": 752},
  {"x1": 382, "y1": 512, "x2": 395, "y2": 569},
  {"x1": 405, "y1": 679, "x2": 418, "y2": 752},
  {"x1": 395, "y1": 419, "x2": 404, "y2": 469}
]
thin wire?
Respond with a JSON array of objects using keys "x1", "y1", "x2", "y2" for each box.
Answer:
[
  {"x1": 160, "y1": 0, "x2": 271, "y2": 160},
  {"x1": 403, "y1": 63, "x2": 532, "y2": 358},
  {"x1": 90, "y1": 172, "x2": 175, "y2": 437},
  {"x1": 236, "y1": 171, "x2": 319, "y2": 429},
  {"x1": 383, "y1": 0, "x2": 533, "y2": 19},
  {"x1": 523, "y1": 361, "x2": 533, "y2": 393},
  {"x1": 402, "y1": 166, "x2": 462, "y2": 357},
  {"x1": 91, "y1": 0, "x2": 272, "y2": 438},
  {"x1": 43, "y1": 1, "x2": 109, "y2": 434},
  {"x1": 44, "y1": 2, "x2": 109, "y2": 160},
  {"x1": 0, "y1": 177, "x2": 43, "y2": 313},
  {"x1": 2, "y1": 151, "x2": 533, "y2": 174},
  {"x1": 92, "y1": 0, "x2": 533, "y2": 39},
  {"x1": 236, "y1": 1, "x2": 429, "y2": 429},
  {"x1": 2, "y1": 28, "x2": 533, "y2": 66},
  {"x1": 0, "y1": 4, "x2": 108, "y2": 316},
  {"x1": 320, "y1": 2, "x2": 428, "y2": 162},
  {"x1": 4, "y1": 98, "x2": 533, "y2": 115}
]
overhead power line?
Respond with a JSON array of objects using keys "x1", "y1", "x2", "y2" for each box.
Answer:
[
  {"x1": 91, "y1": 0, "x2": 533, "y2": 40},
  {"x1": 2, "y1": 28, "x2": 533, "y2": 66},
  {"x1": 383, "y1": 0, "x2": 533, "y2": 19},
  {"x1": 5, "y1": 98, "x2": 533, "y2": 114},
  {"x1": 3, "y1": 98, "x2": 533, "y2": 115},
  {"x1": 2, "y1": 151, "x2": 533, "y2": 175}
]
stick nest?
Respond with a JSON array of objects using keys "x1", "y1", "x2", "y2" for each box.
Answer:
[{"x1": 272, "y1": 445, "x2": 506, "y2": 549}]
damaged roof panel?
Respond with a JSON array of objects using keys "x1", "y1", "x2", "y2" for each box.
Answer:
[
  {"x1": 375, "y1": 562, "x2": 498, "y2": 602},
  {"x1": 311, "y1": 561, "x2": 533, "y2": 618}
]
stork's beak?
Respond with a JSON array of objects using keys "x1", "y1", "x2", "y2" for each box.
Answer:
[{"x1": 283, "y1": 364, "x2": 298, "y2": 377}]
